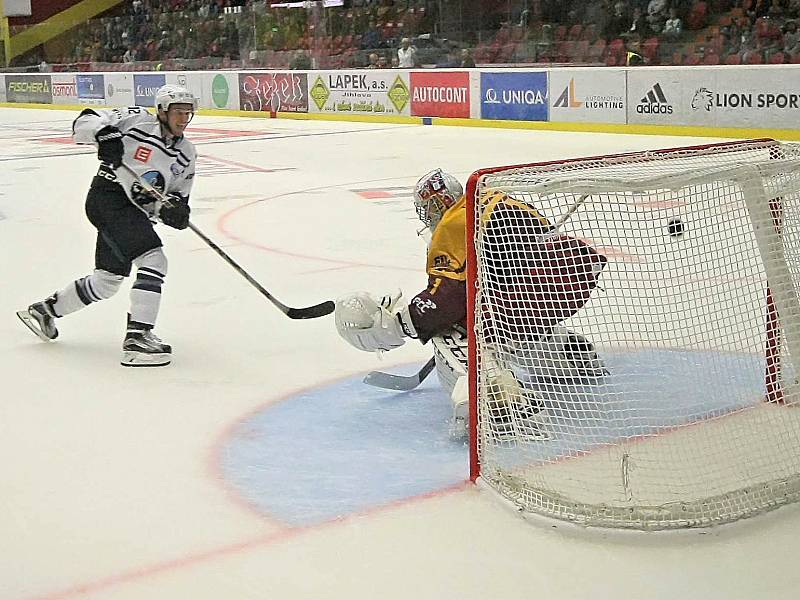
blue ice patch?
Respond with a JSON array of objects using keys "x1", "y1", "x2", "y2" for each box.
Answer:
[
  {"x1": 220, "y1": 349, "x2": 770, "y2": 527},
  {"x1": 219, "y1": 366, "x2": 467, "y2": 527}
]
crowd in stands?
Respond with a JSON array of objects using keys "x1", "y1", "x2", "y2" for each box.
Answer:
[
  {"x1": 48, "y1": 0, "x2": 244, "y2": 66},
  {"x1": 468, "y1": 0, "x2": 800, "y2": 66},
  {"x1": 8, "y1": 0, "x2": 800, "y2": 70}
]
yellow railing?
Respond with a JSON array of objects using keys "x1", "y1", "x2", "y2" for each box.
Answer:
[{"x1": 4, "y1": 0, "x2": 123, "y2": 65}]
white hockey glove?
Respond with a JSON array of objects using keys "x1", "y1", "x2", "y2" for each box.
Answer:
[{"x1": 335, "y1": 291, "x2": 418, "y2": 353}]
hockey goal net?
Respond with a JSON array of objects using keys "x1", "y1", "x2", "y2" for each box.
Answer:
[{"x1": 466, "y1": 139, "x2": 800, "y2": 530}]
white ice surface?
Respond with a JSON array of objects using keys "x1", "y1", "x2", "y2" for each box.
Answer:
[{"x1": 1, "y1": 107, "x2": 799, "y2": 600}]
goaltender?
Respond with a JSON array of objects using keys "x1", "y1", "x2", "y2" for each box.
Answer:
[{"x1": 335, "y1": 169, "x2": 607, "y2": 438}]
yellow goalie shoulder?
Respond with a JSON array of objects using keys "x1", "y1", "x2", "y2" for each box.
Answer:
[{"x1": 426, "y1": 196, "x2": 467, "y2": 281}]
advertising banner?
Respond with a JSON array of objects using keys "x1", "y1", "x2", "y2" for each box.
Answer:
[
  {"x1": 626, "y1": 69, "x2": 682, "y2": 125},
  {"x1": 480, "y1": 71, "x2": 548, "y2": 121},
  {"x1": 134, "y1": 73, "x2": 166, "y2": 107},
  {"x1": 308, "y1": 71, "x2": 410, "y2": 115},
  {"x1": 410, "y1": 71, "x2": 470, "y2": 118},
  {"x1": 202, "y1": 72, "x2": 240, "y2": 110},
  {"x1": 6, "y1": 74, "x2": 52, "y2": 104},
  {"x1": 51, "y1": 74, "x2": 78, "y2": 105},
  {"x1": 681, "y1": 67, "x2": 800, "y2": 129},
  {"x1": 166, "y1": 72, "x2": 204, "y2": 108},
  {"x1": 239, "y1": 72, "x2": 308, "y2": 113},
  {"x1": 105, "y1": 73, "x2": 135, "y2": 107},
  {"x1": 0, "y1": 75, "x2": 6, "y2": 103},
  {"x1": 549, "y1": 69, "x2": 625, "y2": 124},
  {"x1": 76, "y1": 74, "x2": 105, "y2": 105}
]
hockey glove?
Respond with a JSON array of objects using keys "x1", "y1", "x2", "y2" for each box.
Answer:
[
  {"x1": 95, "y1": 126, "x2": 124, "y2": 168},
  {"x1": 158, "y1": 194, "x2": 191, "y2": 230}
]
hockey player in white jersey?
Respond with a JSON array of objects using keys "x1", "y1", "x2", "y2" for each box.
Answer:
[{"x1": 17, "y1": 84, "x2": 198, "y2": 367}]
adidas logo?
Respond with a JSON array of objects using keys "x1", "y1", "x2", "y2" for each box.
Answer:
[{"x1": 637, "y1": 83, "x2": 673, "y2": 114}]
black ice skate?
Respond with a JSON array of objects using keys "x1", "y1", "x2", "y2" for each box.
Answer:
[
  {"x1": 16, "y1": 295, "x2": 59, "y2": 341},
  {"x1": 121, "y1": 329, "x2": 172, "y2": 367}
]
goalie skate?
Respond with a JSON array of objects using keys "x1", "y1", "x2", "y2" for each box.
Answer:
[
  {"x1": 485, "y1": 398, "x2": 552, "y2": 443},
  {"x1": 481, "y1": 353, "x2": 552, "y2": 443},
  {"x1": 121, "y1": 330, "x2": 171, "y2": 367},
  {"x1": 16, "y1": 299, "x2": 59, "y2": 342}
]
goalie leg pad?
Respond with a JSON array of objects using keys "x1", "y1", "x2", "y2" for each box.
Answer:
[
  {"x1": 481, "y1": 351, "x2": 551, "y2": 443},
  {"x1": 449, "y1": 375, "x2": 469, "y2": 440},
  {"x1": 431, "y1": 326, "x2": 468, "y2": 397},
  {"x1": 511, "y1": 327, "x2": 607, "y2": 382}
]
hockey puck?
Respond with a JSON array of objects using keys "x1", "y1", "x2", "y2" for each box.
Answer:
[{"x1": 667, "y1": 217, "x2": 685, "y2": 237}]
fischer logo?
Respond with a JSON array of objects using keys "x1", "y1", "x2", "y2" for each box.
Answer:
[
  {"x1": 637, "y1": 82, "x2": 673, "y2": 114},
  {"x1": 8, "y1": 80, "x2": 50, "y2": 93}
]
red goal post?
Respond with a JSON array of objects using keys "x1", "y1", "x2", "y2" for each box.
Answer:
[{"x1": 465, "y1": 139, "x2": 800, "y2": 530}]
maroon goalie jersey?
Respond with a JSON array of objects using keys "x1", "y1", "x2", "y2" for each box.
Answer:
[
  {"x1": 408, "y1": 190, "x2": 607, "y2": 344},
  {"x1": 479, "y1": 190, "x2": 607, "y2": 341}
]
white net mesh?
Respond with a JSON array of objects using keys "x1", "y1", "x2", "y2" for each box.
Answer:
[{"x1": 469, "y1": 139, "x2": 800, "y2": 530}]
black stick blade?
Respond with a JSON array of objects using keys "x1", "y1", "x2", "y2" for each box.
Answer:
[
  {"x1": 285, "y1": 300, "x2": 336, "y2": 319},
  {"x1": 363, "y1": 357, "x2": 437, "y2": 391}
]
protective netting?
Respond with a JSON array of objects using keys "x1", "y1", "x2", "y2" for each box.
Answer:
[{"x1": 469, "y1": 139, "x2": 800, "y2": 529}]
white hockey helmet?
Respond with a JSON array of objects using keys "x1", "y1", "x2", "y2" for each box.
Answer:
[
  {"x1": 413, "y1": 169, "x2": 463, "y2": 230},
  {"x1": 155, "y1": 84, "x2": 198, "y2": 113}
]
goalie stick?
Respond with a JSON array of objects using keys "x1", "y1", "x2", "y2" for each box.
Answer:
[
  {"x1": 363, "y1": 356, "x2": 436, "y2": 391},
  {"x1": 121, "y1": 164, "x2": 334, "y2": 319}
]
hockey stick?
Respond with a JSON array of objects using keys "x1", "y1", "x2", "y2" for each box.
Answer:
[
  {"x1": 363, "y1": 356, "x2": 436, "y2": 391},
  {"x1": 120, "y1": 164, "x2": 334, "y2": 319}
]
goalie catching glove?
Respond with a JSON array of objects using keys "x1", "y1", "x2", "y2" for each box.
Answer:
[{"x1": 335, "y1": 291, "x2": 418, "y2": 353}]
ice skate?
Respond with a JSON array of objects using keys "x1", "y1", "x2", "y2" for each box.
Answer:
[
  {"x1": 512, "y1": 400, "x2": 552, "y2": 442},
  {"x1": 16, "y1": 295, "x2": 59, "y2": 341},
  {"x1": 121, "y1": 329, "x2": 171, "y2": 367},
  {"x1": 482, "y1": 353, "x2": 552, "y2": 443}
]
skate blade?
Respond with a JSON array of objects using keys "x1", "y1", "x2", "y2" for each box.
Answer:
[
  {"x1": 517, "y1": 427, "x2": 552, "y2": 442},
  {"x1": 16, "y1": 310, "x2": 56, "y2": 342},
  {"x1": 121, "y1": 350, "x2": 171, "y2": 367}
]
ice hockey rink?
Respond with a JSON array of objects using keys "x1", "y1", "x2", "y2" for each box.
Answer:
[{"x1": 2, "y1": 106, "x2": 800, "y2": 600}]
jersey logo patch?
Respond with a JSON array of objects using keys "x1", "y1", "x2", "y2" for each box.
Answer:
[
  {"x1": 413, "y1": 297, "x2": 437, "y2": 313},
  {"x1": 133, "y1": 146, "x2": 153, "y2": 163},
  {"x1": 433, "y1": 255, "x2": 452, "y2": 270}
]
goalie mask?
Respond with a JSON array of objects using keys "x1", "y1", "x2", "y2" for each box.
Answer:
[{"x1": 413, "y1": 169, "x2": 463, "y2": 231}]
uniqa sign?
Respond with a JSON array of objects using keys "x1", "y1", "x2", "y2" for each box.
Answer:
[{"x1": 480, "y1": 71, "x2": 548, "y2": 121}]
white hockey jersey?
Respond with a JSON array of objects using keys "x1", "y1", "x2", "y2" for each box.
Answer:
[{"x1": 72, "y1": 106, "x2": 196, "y2": 201}]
